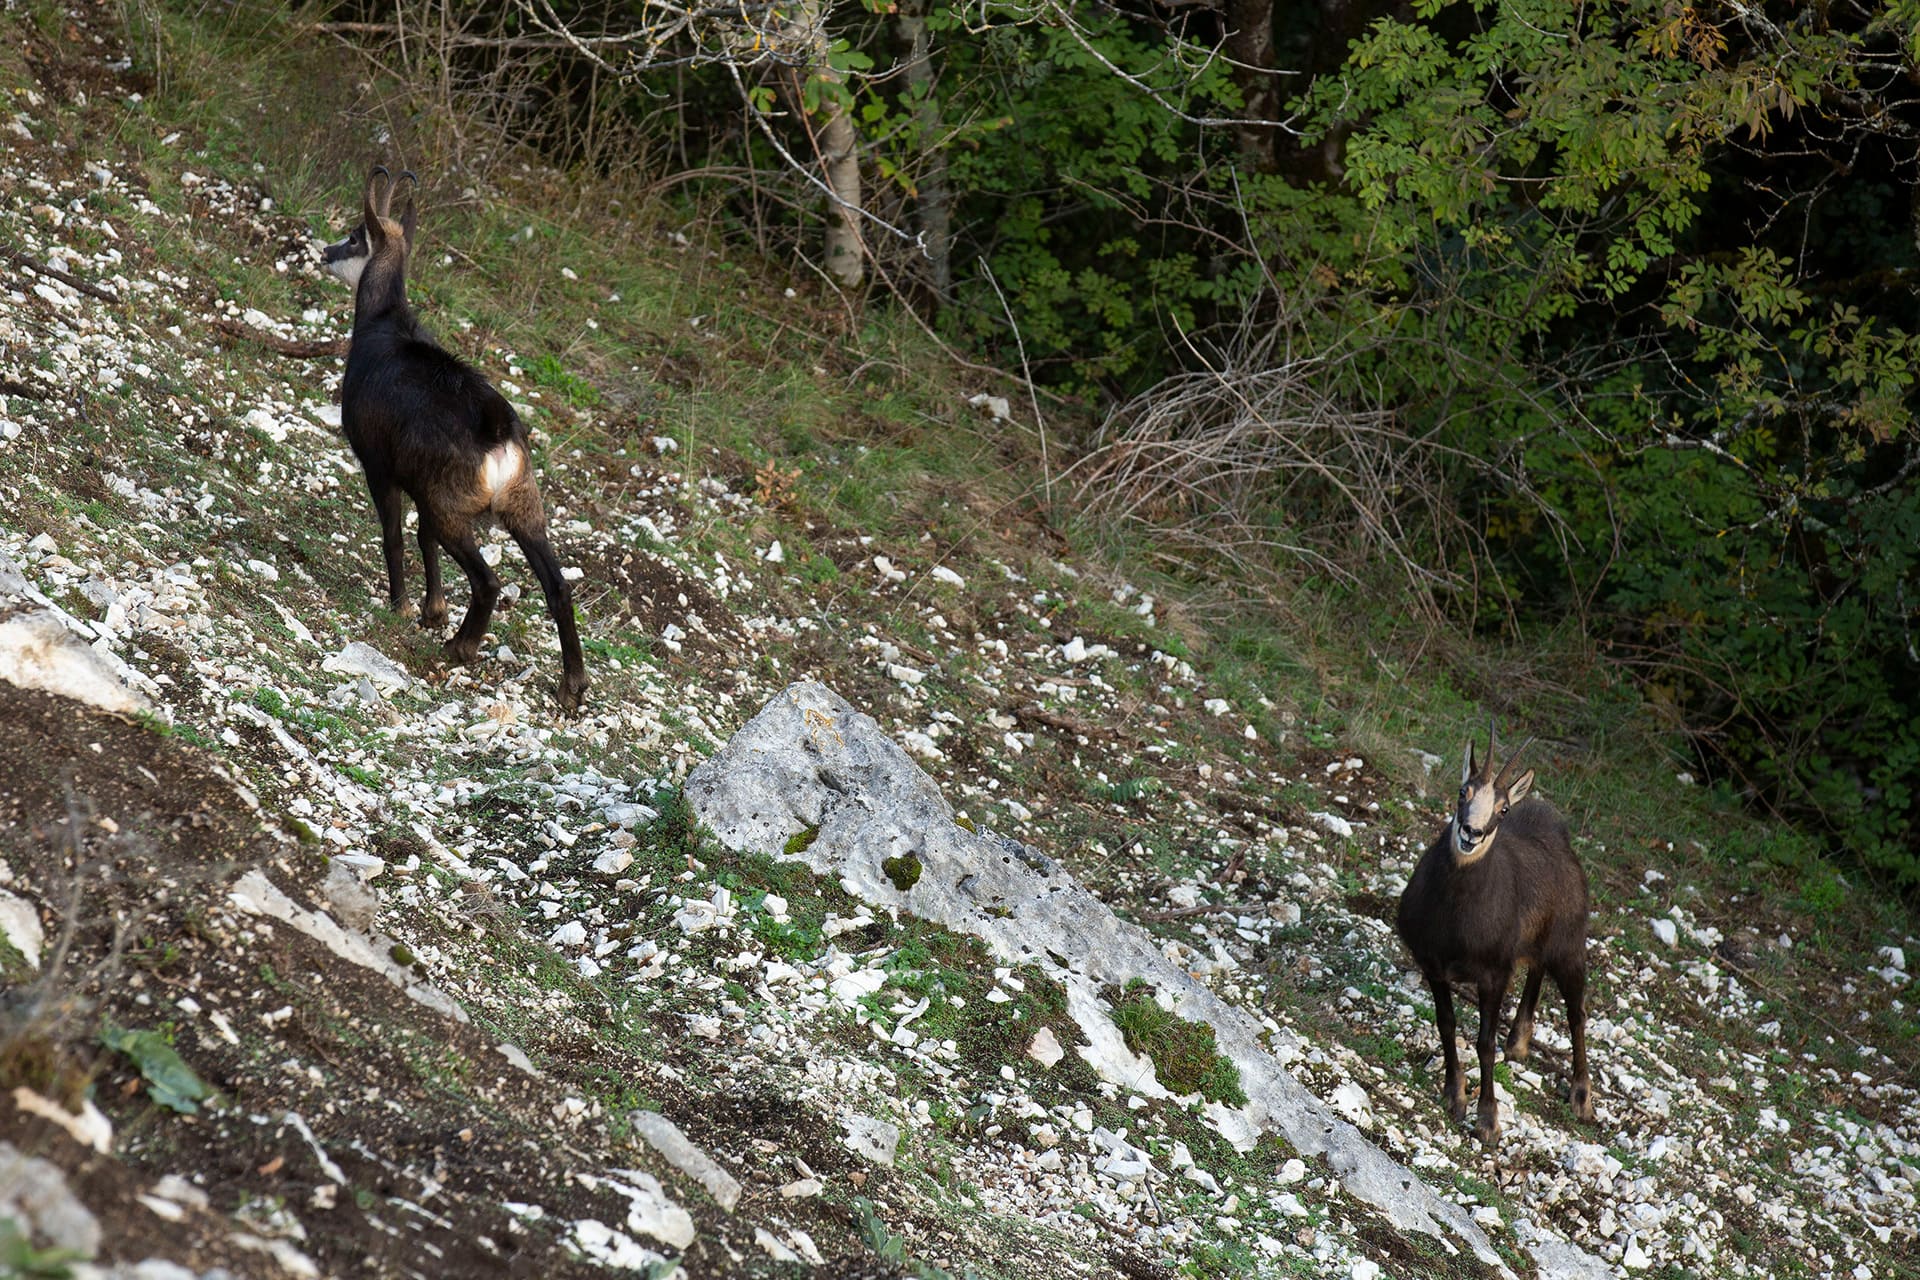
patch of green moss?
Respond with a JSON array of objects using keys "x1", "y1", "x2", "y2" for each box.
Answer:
[
  {"x1": 882, "y1": 853, "x2": 923, "y2": 892},
  {"x1": 954, "y1": 816, "x2": 976, "y2": 833},
  {"x1": 389, "y1": 943, "x2": 417, "y2": 967},
  {"x1": 1110, "y1": 982, "x2": 1246, "y2": 1106},
  {"x1": 784, "y1": 825, "x2": 820, "y2": 855}
]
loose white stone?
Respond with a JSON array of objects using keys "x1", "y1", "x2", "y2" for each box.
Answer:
[
  {"x1": 1309, "y1": 811, "x2": 1354, "y2": 838},
  {"x1": 593, "y1": 849, "x2": 634, "y2": 876},
  {"x1": 320, "y1": 642, "x2": 410, "y2": 695},
  {"x1": 841, "y1": 1115, "x2": 899, "y2": 1166},
  {"x1": 1028, "y1": 1026, "x2": 1064, "y2": 1069},
  {"x1": 0, "y1": 890, "x2": 43, "y2": 969},
  {"x1": 0, "y1": 608, "x2": 152, "y2": 715},
  {"x1": 754, "y1": 1228, "x2": 800, "y2": 1262},
  {"x1": 967, "y1": 392, "x2": 1011, "y2": 422},
  {"x1": 1331, "y1": 1081, "x2": 1373, "y2": 1128},
  {"x1": 11, "y1": 1089, "x2": 112, "y2": 1154},
  {"x1": 628, "y1": 1111, "x2": 742, "y2": 1211}
]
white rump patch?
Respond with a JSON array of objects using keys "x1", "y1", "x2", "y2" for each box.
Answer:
[{"x1": 479, "y1": 444, "x2": 525, "y2": 505}]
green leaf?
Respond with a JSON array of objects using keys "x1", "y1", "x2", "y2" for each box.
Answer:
[{"x1": 100, "y1": 1025, "x2": 216, "y2": 1115}]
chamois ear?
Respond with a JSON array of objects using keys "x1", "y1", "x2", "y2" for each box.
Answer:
[
  {"x1": 1504, "y1": 768, "x2": 1535, "y2": 807},
  {"x1": 1461, "y1": 736, "x2": 1478, "y2": 786}
]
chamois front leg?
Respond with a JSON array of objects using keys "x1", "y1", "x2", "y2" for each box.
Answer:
[
  {"x1": 1474, "y1": 976, "x2": 1509, "y2": 1145},
  {"x1": 1425, "y1": 971, "x2": 1466, "y2": 1123},
  {"x1": 368, "y1": 479, "x2": 412, "y2": 617}
]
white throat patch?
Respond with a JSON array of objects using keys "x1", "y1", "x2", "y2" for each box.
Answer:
[{"x1": 325, "y1": 255, "x2": 368, "y2": 289}]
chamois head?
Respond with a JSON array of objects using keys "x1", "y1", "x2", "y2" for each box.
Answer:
[
  {"x1": 321, "y1": 166, "x2": 417, "y2": 291},
  {"x1": 1453, "y1": 719, "x2": 1534, "y2": 863}
]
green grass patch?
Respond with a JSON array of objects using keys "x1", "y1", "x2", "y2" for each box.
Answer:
[{"x1": 1109, "y1": 981, "x2": 1246, "y2": 1106}]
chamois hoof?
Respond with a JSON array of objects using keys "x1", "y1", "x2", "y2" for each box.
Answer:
[
  {"x1": 390, "y1": 597, "x2": 418, "y2": 620},
  {"x1": 1445, "y1": 1087, "x2": 1468, "y2": 1124},
  {"x1": 1504, "y1": 1027, "x2": 1533, "y2": 1062},
  {"x1": 556, "y1": 671, "x2": 589, "y2": 714},
  {"x1": 1570, "y1": 1081, "x2": 1595, "y2": 1123},
  {"x1": 419, "y1": 600, "x2": 449, "y2": 628},
  {"x1": 444, "y1": 637, "x2": 483, "y2": 666},
  {"x1": 1473, "y1": 1107, "x2": 1500, "y2": 1146}
]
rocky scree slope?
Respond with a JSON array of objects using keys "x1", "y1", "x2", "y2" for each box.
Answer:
[{"x1": 2, "y1": 10, "x2": 1918, "y2": 1279}]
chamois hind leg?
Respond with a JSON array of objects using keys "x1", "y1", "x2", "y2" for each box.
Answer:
[
  {"x1": 1474, "y1": 976, "x2": 1509, "y2": 1145},
  {"x1": 509, "y1": 525, "x2": 589, "y2": 713},
  {"x1": 1506, "y1": 966, "x2": 1544, "y2": 1061},
  {"x1": 367, "y1": 478, "x2": 412, "y2": 617},
  {"x1": 416, "y1": 509, "x2": 448, "y2": 628},
  {"x1": 438, "y1": 530, "x2": 501, "y2": 665},
  {"x1": 1553, "y1": 959, "x2": 1595, "y2": 1122}
]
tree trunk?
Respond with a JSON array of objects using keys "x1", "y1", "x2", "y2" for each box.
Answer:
[
  {"x1": 817, "y1": 103, "x2": 864, "y2": 287},
  {"x1": 791, "y1": 0, "x2": 865, "y2": 288},
  {"x1": 1224, "y1": 0, "x2": 1280, "y2": 171},
  {"x1": 899, "y1": 0, "x2": 951, "y2": 306}
]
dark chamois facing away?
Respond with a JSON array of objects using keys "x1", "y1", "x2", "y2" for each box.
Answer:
[
  {"x1": 322, "y1": 166, "x2": 588, "y2": 712},
  {"x1": 1395, "y1": 721, "x2": 1593, "y2": 1146}
]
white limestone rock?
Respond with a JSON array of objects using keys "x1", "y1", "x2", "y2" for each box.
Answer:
[
  {"x1": 628, "y1": 1111, "x2": 742, "y2": 1212},
  {"x1": 0, "y1": 606, "x2": 152, "y2": 715},
  {"x1": 320, "y1": 641, "x2": 411, "y2": 695},
  {"x1": 0, "y1": 889, "x2": 44, "y2": 969}
]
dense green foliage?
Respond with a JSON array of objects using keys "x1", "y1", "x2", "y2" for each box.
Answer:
[{"x1": 1288, "y1": 0, "x2": 1920, "y2": 882}]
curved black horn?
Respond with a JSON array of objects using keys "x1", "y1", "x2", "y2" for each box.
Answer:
[
  {"x1": 365, "y1": 165, "x2": 393, "y2": 219},
  {"x1": 1494, "y1": 736, "x2": 1535, "y2": 790}
]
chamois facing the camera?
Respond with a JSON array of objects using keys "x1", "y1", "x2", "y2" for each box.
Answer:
[
  {"x1": 322, "y1": 166, "x2": 588, "y2": 712},
  {"x1": 1395, "y1": 722, "x2": 1593, "y2": 1145}
]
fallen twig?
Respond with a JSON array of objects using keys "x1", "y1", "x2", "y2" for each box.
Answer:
[
  {"x1": 1138, "y1": 900, "x2": 1265, "y2": 923},
  {"x1": 1009, "y1": 702, "x2": 1109, "y2": 740},
  {"x1": 4, "y1": 245, "x2": 118, "y2": 301},
  {"x1": 208, "y1": 317, "x2": 348, "y2": 359}
]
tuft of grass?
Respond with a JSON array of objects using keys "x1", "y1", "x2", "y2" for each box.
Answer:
[{"x1": 1110, "y1": 981, "x2": 1246, "y2": 1106}]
